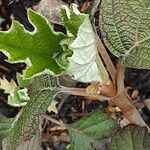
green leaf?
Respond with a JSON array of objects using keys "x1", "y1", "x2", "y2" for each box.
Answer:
[
  {"x1": 61, "y1": 4, "x2": 85, "y2": 35},
  {"x1": 56, "y1": 38, "x2": 74, "y2": 69},
  {"x1": 16, "y1": 74, "x2": 33, "y2": 88},
  {"x1": 100, "y1": 0, "x2": 150, "y2": 69},
  {"x1": 0, "y1": 118, "x2": 14, "y2": 150},
  {"x1": 68, "y1": 110, "x2": 118, "y2": 150},
  {"x1": 0, "y1": 9, "x2": 66, "y2": 78},
  {"x1": 60, "y1": 6, "x2": 109, "y2": 83},
  {"x1": 108, "y1": 125, "x2": 150, "y2": 150},
  {"x1": 0, "y1": 118, "x2": 14, "y2": 137},
  {"x1": 7, "y1": 74, "x2": 60, "y2": 150},
  {"x1": 8, "y1": 88, "x2": 30, "y2": 107}
]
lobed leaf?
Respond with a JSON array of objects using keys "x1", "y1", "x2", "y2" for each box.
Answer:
[
  {"x1": 0, "y1": 9, "x2": 66, "y2": 78},
  {"x1": 100, "y1": 0, "x2": 150, "y2": 69}
]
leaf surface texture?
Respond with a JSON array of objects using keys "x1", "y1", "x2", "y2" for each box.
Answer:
[
  {"x1": 108, "y1": 125, "x2": 150, "y2": 150},
  {"x1": 60, "y1": 6, "x2": 109, "y2": 83},
  {"x1": 68, "y1": 110, "x2": 117, "y2": 150},
  {"x1": 100, "y1": 0, "x2": 150, "y2": 69}
]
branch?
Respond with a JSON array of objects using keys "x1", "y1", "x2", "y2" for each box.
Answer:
[
  {"x1": 59, "y1": 86, "x2": 111, "y2": 101},
  {"x1": 111, "y1": 64, "x2": 149, "y2": 131},
  {"x1": 95, "y1": 35, "x2": 116, "y2": 84},
  {"x1": 90, "y1": 0, "x2": 101, "y2": 19}
]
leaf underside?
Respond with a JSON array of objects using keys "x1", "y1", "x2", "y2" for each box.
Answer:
[
  {"x1": 0, "y1": 9, "x2": 66, "y2": 78},
  {"x1": 60, "y1": 6, "x2": 109, "y2": 83},
  {"x1": 68, "y1": 110, "x2": 117, "y2": 150},
  {"x1": 108, "y1": 125, "x2": 150, "y2": 150},
  {"x1": 100, "y1": 0, "x2": 150, "y2": 69}
]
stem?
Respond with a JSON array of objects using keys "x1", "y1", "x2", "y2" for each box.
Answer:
[
  {"x1": 0, "y1": 64, "x2": 11, "y2": 73},
  {"x1": 59, "y1": 86, "x2": 111, "y2": 101},
  {"x1": 59, "y1": 80, "x2": 149, "y2": 129},
  {"x1": 95, "y1": 31, "x2": 148, "y2": 129},
  {"x1": 113, "y1": 91, "x2": 149, "y2": 130},
  {"x1": 96, "y1": 35, "x2": 116, "y2": 84},
  {"x1": 45, "y1": 116, "x2": 67, "y2": 128},
  {"x1": 111, "y1": 63, "x2": 149, "y2": 130},
  {"x1": 90, "y1": 0, "x2": 101, "y2": 19}
]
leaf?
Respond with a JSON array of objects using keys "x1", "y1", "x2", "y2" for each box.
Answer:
[
  {"x1": 37, "y1": 0, "x2": 62, "y2": 24},
  {"x1": 8, "y1": 88, "x2": 30, "y2": 107},
  {"x1": 56, "y1": 38, "x2": 74, "y2": 69},
  {"x1": 68, "y1": 110, "x2": 118, "y2": 150},
  {"x1": 16, "y1": 132, "x2": 43, "y2": 150},
  {"x1": 6, "y1": 74, "x2": 60, "y2": 150},
  {"x1": 0, "y1": 78, "x2": 18, "y2": 94},
  {"x1": 0, "y1": 118, "x2": 14, "y2": 150},
  {"x1": 61, "y1": 4, "x2": 85, "y2": 36},
  {"x1": 47, "y1": 100, "x2": 58, "y2": 113},
  {"x1": 3, "y1": 132, "x2": 43, "y2": 150},
  {"x1": 100, "y1": 0, "x2": 150, "y2": 69},
  {"x1": 16, "y1": 74, "x2": 33, "y2": 88},
  {"x1": 0, "y1": 9, "x2": 66, "y2": 78},
  {"x1": 60, "y1": 6, "x2": 109, "y2": 83},
  {"x1": 108, "y1": 125, "x2": 150, "y2": 150}
]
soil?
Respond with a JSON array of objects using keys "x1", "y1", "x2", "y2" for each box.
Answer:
[{"x1": 0, "y1": 0, "x2": 149, "y2": 149}]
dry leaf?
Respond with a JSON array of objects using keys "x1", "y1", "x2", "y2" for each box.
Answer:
[
  {"x1": 47, "y1": 100, "x2": 58, "y2": 113},
  {"x1": 0, "y1": 77, "x2": 18, "y2": 94},
  {"x1": 36, "y1": 0, "x2": 63, "y2": 24}
]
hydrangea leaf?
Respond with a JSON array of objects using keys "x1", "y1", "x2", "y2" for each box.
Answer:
[
  {"x1": 68, "y1": 110, "x2": 118, "y2": 150},
  {"x1": 16, "y1": 74, "x2": 33, "y2": 88},
  {"x1": 108, "y1": 125, "x2": 150, "y2": 150},
  {"x1": 100, "y1": 0, "x2": 150, "y2": 69},
  {"x1": 60, "y1": 6, "x2": 109, "y2": 83},
  {"x1": 56, "y1": 38, "x2": 74, "y2": 69},
  {"x1": 61, "y1": 4, "x2": 85, "y2": 36},
  {"x1": 0, "y1": 9, "x2": 66, "y2": 78},
  {"x1": 6, "y1": 74, "x2": 60, "y2": 150}
]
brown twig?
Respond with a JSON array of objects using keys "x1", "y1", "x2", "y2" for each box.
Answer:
[
  {"x1": 59, "y1": 86, "x2": 111, "y2": 101},
  {"x1": 90, "y1": 0, "x2": 101, "y2": 19},
  {"x1": 0, "y1": 64, "x2": 11, "y2": 73},
  {"x1": 45, "y1": 116, "x2": 67, "y2": 128},
  {"x1": 111, "y1": 63, "x2": 149, "y2": 130},
  {"x1": 96, "y1": 35, "x2": 116, "y2": 84}
]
